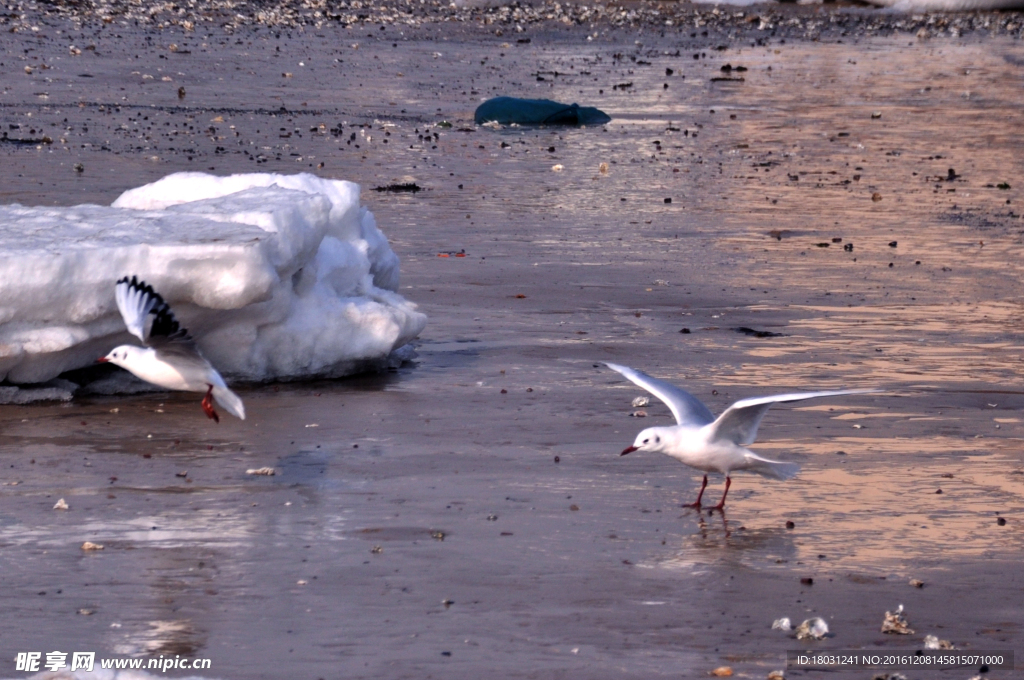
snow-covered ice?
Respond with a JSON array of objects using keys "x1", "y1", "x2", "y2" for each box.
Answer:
[{"x1": 0, "y1": 172, "x2": 426, "y2": 395}]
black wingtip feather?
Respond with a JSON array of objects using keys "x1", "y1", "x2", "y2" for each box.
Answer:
[{"x1": 120, "y1": 275, "x2": 191, "y2": 342}]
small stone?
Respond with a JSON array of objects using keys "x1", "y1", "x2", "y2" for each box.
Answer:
[
  {"x1": 81, "y1": 541, "x2": 104, "y2": 551},
  {"x1": 246, "y1": 467, "x2": 276, "y2": 476},
  {"x1": 771, "y1": 617, "x2": 792, "y2": 631},
  {"x1": 924, "y1": 634, "x2": 954, "y2": 649},
  {"x1": 709, "y1": 667, "x2": 733, "y2": 677},
  {"x1": 795, "y1": 617, "x2": 828, "y2": 640},
  {"x1": 370, "y1": 545, "x2": 383, "y2": 554},
  {"x1": 800, "y1": 577, "x2": 813, "y2": 585},
  {"x1": 872, "y1": 192, "x2": 882, "y2": 202},
  {"x1": 997, "y1": 517, "x2": 1007, "y2": 526},
  {"x1": 632, "y1": 396, "x2": 650, "y2": 408},
  {"x1": 881, "y1": 604, "x2": 914, "y2": 635},
  {"x1": 785, "y1": 520, "x2": 795, "y2": 529},
  {"x1": 53, "y1": 498, "x2": 69, "y2": 511},
  {"x1": 909, "y1": 578, "x2": 924, "y2": 588}
]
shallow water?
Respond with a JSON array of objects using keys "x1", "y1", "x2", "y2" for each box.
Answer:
[{"x1": 1, "y1": 18, "x2": 1023, "y2": 680}]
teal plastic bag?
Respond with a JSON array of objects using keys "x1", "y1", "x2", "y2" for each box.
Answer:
[{"x1": 474, "y1": 97, "x2": 611, "y2": 126}]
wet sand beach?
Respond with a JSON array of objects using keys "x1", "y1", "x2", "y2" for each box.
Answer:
[{"x1": 1, "y1": 2, "x2": 1024, "y2": 678}]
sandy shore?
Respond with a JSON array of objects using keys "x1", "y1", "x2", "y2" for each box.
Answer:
[{"x1": 1, "y1": 3, "x2": 1023, "y2": 678}]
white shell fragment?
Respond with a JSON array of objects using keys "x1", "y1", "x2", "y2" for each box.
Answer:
[
  {"x1": 631, "y1": 395, "x2": 650, "y2": 407},
  {"x1": 795, "y1": 617, "x2": 829, "y2": 640},
  {"x1": 246, "y1": 467, "x2": 277, "y2": 476},
  {"x1": 53, "y1": 498, "x2": 69, "y2": 510},
  {"x1": 771, "y1": 617, "x2": 792, "y2": 631},
  {"x1": 881, "y1": 604, "x2": 915, "y2": 635},
  {"x1": 81, "y1": 541, "x2": 104, "y2": 551}
]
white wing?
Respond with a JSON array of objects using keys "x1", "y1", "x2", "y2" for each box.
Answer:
[
  {"x1": 604, "y1": 363, "x2": 715, "y2": 427},
  {"x1": 115, "y1": 276, "x2": 192, "y2": 347},
  {"x1": 708, "y1": 389, "x2": 880, "y2": 446}
]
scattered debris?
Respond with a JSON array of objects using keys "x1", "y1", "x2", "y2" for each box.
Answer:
[
  {"x1": 246, "y1": 467, "x2": 277, "y2": 476},
  {"x1": 53, "y1": 498, "x2": 69, "y2": 511},
  {"x1": 734, "y1": 326, "x2": 784, "y2": 338},
  {"x1": 795, "y1": 617, "x2": 829, "y2": 640},
  {"x1": 370, "y1": 545, "x2": 383, "y2": 554},
  {"x1": 1, "y1": 132, "x2": 53, "y2": 146},
  {"x1": 881, "y1": 604, "x2": 914, "y2": 635},
  {"x1": 771, "y1": 617, "x2": 792, "y2": 631},
  {"x1": 431, "y1": 531, "x2": 446, "y2": 541},
  {"x1": 373, "y1": 182, "x2": 422, "y2": 193}
]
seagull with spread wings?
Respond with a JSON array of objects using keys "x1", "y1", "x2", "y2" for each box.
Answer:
[
  {"x1": 605, "y1": 362, "x2": 874, "y2": 510},
  {"x1": 99, "y1": 276, "x2": 245, "y2": 422}
]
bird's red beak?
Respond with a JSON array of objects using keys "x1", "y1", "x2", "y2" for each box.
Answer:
[
  {"x1": 621, "y1": 445, "x2": 638, "y2": 456},
  {"x1": 96, "y1": 356, "x2": 109, "y2": 363}
]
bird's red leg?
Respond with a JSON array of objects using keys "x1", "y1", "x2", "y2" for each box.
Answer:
[
  {"x1": 710, "y1": 476, "x2": 731, "y2": 512},
  {"x1": 682, "y1": 475, "x2": 708, "y2": 508},
  {"x1": 201, "y1": 385, "x2": 220, "y2": 423}
]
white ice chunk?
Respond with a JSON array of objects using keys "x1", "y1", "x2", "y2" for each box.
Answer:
[{"x1": 0, "y1": 172, "x2": 426, "y2": 386}]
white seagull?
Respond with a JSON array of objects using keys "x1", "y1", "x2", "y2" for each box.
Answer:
[
  {"x1": 605, "y1": 362, "x2": 874, "y2": 510},
  {"x1": 99, "y1": 276, "x2": 246, "y2": 422}
]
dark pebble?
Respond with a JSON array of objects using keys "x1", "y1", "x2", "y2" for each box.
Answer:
[
  {"x1": 997, "y1": 517, "x2": 1007, "y2": 526},
  {"x1": 801, "y1": 577, "x2": 813, "y2": 585},
  {"x1": 785, "y1": 521, "x2": 795, "y2": 529}
]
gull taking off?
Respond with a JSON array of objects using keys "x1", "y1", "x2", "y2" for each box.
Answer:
[
  {"x1": 100, "y1": 276, "x2": 246, "y2": 422},
  {"x1": 605, "y1": 363, "x2": 873, "y2": 510}
]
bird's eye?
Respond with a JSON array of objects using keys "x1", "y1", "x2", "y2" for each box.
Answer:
[
  {"x1": 655, "y1": 436, "x2": 661, "y2": 443},
  {"x1": 642, "y1": 439, "x2": 649, "y2": 444}
]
